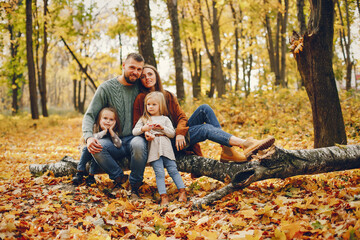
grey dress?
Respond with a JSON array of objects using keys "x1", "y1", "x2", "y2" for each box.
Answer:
[{"x1": 133, "y1": 115, "x2": 176, "y2": 163}]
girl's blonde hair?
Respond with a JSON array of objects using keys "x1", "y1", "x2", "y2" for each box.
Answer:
[
  {"x1": 140, "y1": 91, "x2": 169, "y2": 123},
  {"x1": 94, "y1": 107, "x2": 121, "y2": 136}
]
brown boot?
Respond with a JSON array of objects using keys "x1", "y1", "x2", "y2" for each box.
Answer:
[
  {"x1": 242, "y1": 136, "x2": 275, "y2": 159},
  {"x1": 220, "y1": 146, "x2": 247, "y2": 163},
  {"x1": 178, "y1": 188, "x2": 187, "y2": 203},
  {"x1": 160, "y1": 194, "x2": 170, "y2": 206}
]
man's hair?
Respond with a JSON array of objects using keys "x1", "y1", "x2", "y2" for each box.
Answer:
[{"x1": 126, "y1": 53, "x2": 144, "y2": 63}]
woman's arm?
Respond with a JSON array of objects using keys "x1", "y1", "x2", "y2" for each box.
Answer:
[
  {"x1": 166, "y1": 91, "x2": 189, "y2": 136},
  {"x1": 133, "y1": 93, "x2": 146, "y2": 128}
]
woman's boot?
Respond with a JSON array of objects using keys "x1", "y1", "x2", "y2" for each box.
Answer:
[
  {"x1": 220, "y1": 146, "x2": 247, "y2": 163},
  {"x1": 160, "y1": 194, "x2": 170, "y2": 206},
  {"x1": 178, "y1": 188, "x2": 187, "y2": 202},
  {"x1": 242, "y1": 136, "x2": 275, "y2": 159}
]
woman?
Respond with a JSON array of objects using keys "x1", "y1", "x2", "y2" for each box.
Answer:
[{"x1": 133, "y1": 64, "x2": 275, "y2": 163}]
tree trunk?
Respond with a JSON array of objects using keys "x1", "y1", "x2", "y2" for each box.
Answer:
[
  {"x1": 9, "y1": 24, "x2": 21, "y2": 115},
  {"x1": 230, "y1": 1, "x2": 240, "y2": 92},
  {"x1": 167, "y1": 0, "x2": 185, "y2": 101},
  {"x1": 39, "y1": 0, "x2": 48, "y2": 117},
  {"x1": 280, "y1": 0, "x2": 289, "y2": 87},
  {"x1": 291, "y1": 0, "x2": 347, "y2": 148},
  {"x1": 211, "y1": 0, "x2": 225, "y2": 97},
  {"x1": 26, "y1": 0, "x2": 39, "y2": 119},
  {"x1": 133, "y1": 0, "x2": 157, "y2": 68},
  {"x1": 296, "y1": 0, "x2": 306, "y2": 88},
  {"x1": 29, "y1": 145, "x2": 360, "y2": 208}
]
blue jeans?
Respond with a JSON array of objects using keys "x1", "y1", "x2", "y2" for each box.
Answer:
[
  {"x1": 151, "y1": 156, "x2": 185, "y2": 195},
  {"x1": 77, "y1": 146, "x2": 100, "y2": 175},
  {"x1": 92, "y1": 135, "x2": 148, "y2": 186},
  {"x1": 188, "y1": 104, "x2": 232, "y2": 147}
]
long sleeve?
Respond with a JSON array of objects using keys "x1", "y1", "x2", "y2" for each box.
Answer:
[
  {"x1": 165, "y1": 91, "x2": 189, "y2": 136},
  {"x1": 160, "y1": 117, "x2": 176, "y2": 138},
  {"x1": 133, "y1": 93, "x2": 146, "y2": 128},
  {"x1": 132, "y1": 119, "x2": 145, "y2": 136},
  {"x1": 111, "y1": 134, "x2": 122, "y2": 148}
]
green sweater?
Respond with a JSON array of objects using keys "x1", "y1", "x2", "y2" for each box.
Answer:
[{"x1": 82, "y1": 77, "x2": 139, "y2": 141}]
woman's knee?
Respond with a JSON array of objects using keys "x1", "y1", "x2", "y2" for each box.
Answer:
[{"x1": 198, "y1": 104, "x2": 212, "y2": 112}]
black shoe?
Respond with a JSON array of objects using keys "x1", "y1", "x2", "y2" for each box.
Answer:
[
  {"x1": 86, "y1": 175, "x2": 96, "y2": 187},
  {"x1": 72, "y1": 171, "x2": 87, "y2": 185},
  {"x1": 130, "y1": 182, "x2": 143, "y2": 199},
  {"x1": 113, "y1": 174, "x2": 128, "y2": 189}
]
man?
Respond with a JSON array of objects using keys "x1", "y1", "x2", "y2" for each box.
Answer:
[{"x1": 82, "y1": 53, "x2": 147, "y2": 197}]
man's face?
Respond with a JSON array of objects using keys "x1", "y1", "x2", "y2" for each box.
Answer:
[{"x1": 123, "y1": 58, "x2": 144, "y2": 84}]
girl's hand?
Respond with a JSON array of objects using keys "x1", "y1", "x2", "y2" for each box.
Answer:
[
  {"x1": 153, "y1": 124, "x2": 164, "y2": 130},
  {"x1": 108, "y1": 122, "x2": 116, "y2": 136},
  {"x1": 176, "y1": 134, "x2": 186, "y2": 151},
  {"x1": 100, "y1": 122, "x2": 108, "y2": 132},
  {"x1": 145, "y1": 131, "x2": 155, "y2": 141},
  {"x1": 142, "y1": 123, "x2": 153, "y2": 132}
]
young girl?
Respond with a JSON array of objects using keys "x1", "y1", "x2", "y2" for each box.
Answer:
[
  {"x1": 133, "y1": 91, "x2": 186, "y2": 206},
  {"x1": 72, "y1": 107, "x2": 122, "y2": 186}
]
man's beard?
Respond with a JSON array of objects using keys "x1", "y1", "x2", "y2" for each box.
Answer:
[{"x1": 124, "y1": 71, "x2": 138, "y2": 84}]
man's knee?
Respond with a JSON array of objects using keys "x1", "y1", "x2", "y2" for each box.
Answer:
[
  {"x1": 199, "y1": 104, "x2": 212, "y2": 112},
  {"x1": 130, "y1": 136, "x2": 147, "y2": 160}
]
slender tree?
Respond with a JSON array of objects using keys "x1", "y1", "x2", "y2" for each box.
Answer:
[
  {"x1": 290, "y1": 0, "x2": 347, "y2": 147},
  {"x1": 336, "y1": 0, "x2": 353, "y2": 91},
  {"x1": 26, "y1": 0, "x2": 39, "y2": 119},
  {"x1": 133, "y1": 0, "x2": 157, "y2": 68},
  {"x1": 166, "y1": 0, "x2": 185, "y2": 101}
]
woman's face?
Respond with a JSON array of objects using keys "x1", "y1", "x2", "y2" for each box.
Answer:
[{"x1": 140, "y1": 68, "x2": 156, "y2": 90}]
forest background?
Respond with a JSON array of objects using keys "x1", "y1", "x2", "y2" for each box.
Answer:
[{"x1": 1, "y1": 0, "x2": 360, "y2": 239}]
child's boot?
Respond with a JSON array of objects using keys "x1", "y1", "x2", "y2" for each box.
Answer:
[
  {"x1": 160, "y1": 194, "x2": 170, "y2": 206},
  {"x1": 178, "y1": 188, "x2": 187, "y2": 203},
  {"x1": 72, "y1": 171, "x2": 87, "y2": 185},
  {"x1": 220, "y1": 146, "x2": 247, "y2": 163}
]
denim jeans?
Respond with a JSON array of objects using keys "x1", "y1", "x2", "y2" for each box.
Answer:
[
  {"x1": 92, "y1": 135, "x2": 148, "y2": 186},
  {"x1": 151, "y1": 156, "x2": 185, "y2": 195},
  {"x1": 188, "y1": 104, "x2": 232, "y2": 147},
  {"x1": 77, "y1": 146, "x2": 100, "y2": 175}
]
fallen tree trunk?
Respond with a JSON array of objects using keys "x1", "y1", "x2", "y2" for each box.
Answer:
[{"x1": 29, "y1": 145, "x2": 360, "y2": 208}]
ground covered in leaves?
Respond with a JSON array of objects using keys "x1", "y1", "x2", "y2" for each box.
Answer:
[{"x1": 1, "y1": 89, "x2": 360, "y2": 239}]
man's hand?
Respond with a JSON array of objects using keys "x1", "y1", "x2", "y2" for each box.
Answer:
[
  {"x1": 176, "y1": 134, "x2": 186, "y2": 151},
  {"x1": 86, "y1": 137, "x2": 103, "y2": 154}
]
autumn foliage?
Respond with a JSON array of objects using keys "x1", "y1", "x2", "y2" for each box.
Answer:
[{"x1": 1, "y1": 89, "x2": 360, "y2": 239}]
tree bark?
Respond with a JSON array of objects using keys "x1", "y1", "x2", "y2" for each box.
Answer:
[
  {"x1": 26, "y1": 0, "x2": 39, "y2": 119},
  {"x1": 39, "y1": 0, "x2": 48, "y2": 117},
  {"x1": 29, "y1": 145, "x2": 360, "y2": 209},
  {"x1": 291, "y1": 0, "x2": 347, "y2": 148},
  {"x1": 133, "y1": 0, "x2": 157, "y2": 68},
  {"x1": 167, "y1": 0, "x2": 185, "y2": 101}
]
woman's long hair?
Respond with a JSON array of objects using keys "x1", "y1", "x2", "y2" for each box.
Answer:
[
  {"x1": 140, "y1": 91, "x2": 169, "y2": 124},
  {"x1": 93, "y1": 107, "x2": 121, "y2": 136}
]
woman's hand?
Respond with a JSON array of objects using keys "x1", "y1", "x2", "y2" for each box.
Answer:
[{"x1": 176, "y1": 134, "x2": 186, "y2": 151}]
